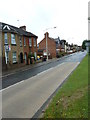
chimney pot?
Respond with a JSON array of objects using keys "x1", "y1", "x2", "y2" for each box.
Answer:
[
  {"x1": 44, "y1": 32, "x2": 49, "y2": 38},
  {"x1": 20, "y1": 26, "x2": 26, "y2": 31}
]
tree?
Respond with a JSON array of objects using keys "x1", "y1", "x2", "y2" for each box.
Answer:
[{"x1": 82, "y1": 40, "x2": 88, "y2": 50}]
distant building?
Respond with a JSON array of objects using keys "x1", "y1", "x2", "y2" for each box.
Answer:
[
  {"x1": 60, "y1": 39, "x2": 66, "y2": 52},
  {"x1": 54, "y1": 37, "x2": 61, "y2": 54},
  {"x1": 38, "y1": 32, "x2": 56, "y2": 58}
]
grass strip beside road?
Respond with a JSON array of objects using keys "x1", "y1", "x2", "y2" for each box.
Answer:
[{"x1": 42, "y1": 55, "x2": 88, "y2": 118}]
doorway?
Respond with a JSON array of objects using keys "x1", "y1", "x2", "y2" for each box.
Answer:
[{"x1": 20, "y1": 52, "x2": 23, "y2": 63}]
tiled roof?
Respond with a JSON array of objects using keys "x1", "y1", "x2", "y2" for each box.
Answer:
[{"x1": 1, "y1": 22, "x2": 38, "y2": 38}]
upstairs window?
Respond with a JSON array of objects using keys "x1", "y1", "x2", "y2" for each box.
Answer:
[
  {"x1": 29, "y1": 38, "x2": 32, "y2": 47},
  {"x1": 34, "y1": 38, "x2": 36, "y2": 47},
  {"x1": 24, "y1": 37, "x2": 26, "y2": 46},
  {"x1": 4, "y1": 33, "x2": 8, "y2": 44},
  {"x1": 11, "y1": 34, "x2": 16, "y2": 45},
  {"x1": 19, "y1": 36, "x2": 22, "y2": 47}
]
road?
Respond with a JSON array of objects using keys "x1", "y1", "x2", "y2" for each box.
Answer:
[
  {"x1": 2, "y1": 51, "x2": 86, "y2": 89},
  {"x1": 2, "y1": 51, "x2": 87, "y2": 118}
]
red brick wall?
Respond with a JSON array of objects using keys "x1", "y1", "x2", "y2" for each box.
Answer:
[
  {"x1": 29, "y1": 37, "x2": 37, "y2": 53},
  {"x1": 23, "y1": 37, "x2": 37, "y2": 56},
  {"x1": 39, "y1": 36, "x2": 56, "y2": 58}
]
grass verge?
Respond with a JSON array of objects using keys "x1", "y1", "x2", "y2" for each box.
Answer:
[{"x1": 42, "y1": 55, "x2": 88, "y2": 119}]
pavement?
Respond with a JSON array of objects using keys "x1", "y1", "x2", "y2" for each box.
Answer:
[{"x1": 2, "y1": 54, "x2": 72, "y2": 77}]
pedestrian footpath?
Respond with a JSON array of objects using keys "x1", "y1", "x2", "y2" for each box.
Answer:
[{"x1": 2, "y1": 58, "x2": 57, "y2": 77}]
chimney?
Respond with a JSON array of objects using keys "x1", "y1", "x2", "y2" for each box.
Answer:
[
  {"x1": 20, "y1": 26, "x2": 26, "y2": 31},
  {"x1": 44, "y1": 32, "x2": 49, "y2": 38}
]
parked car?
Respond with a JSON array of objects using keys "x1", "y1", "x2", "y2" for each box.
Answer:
[{"x1": 81, "y1": 49, "x2": 84, "y2": 52}]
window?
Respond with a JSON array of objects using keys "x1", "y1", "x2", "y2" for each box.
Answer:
[
  {"x1": 19, "y1": 36, "x2": 22, "y2": 47},
  {"x1": 24, "y1": 37, "x2": 26, "y2": 46},
  {"x1": 11, "y1": 34, "x2": 16, "y2": 45},
  {"x1": 34, "y1": 38, "x2": 36, "y2": 47},
  {"x1": 4, "y1": 33, "x2": 8, "y2": 44},
  {"x1": 12, "y1": 52, "x2": 17, "y2": 63},
  {"x1": 29, "y1": 38, "x2": 32, "y2": 47}
]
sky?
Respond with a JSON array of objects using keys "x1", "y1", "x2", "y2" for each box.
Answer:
[{"x1": 0, "y1": 0, "x2": 89, "y2": 45}]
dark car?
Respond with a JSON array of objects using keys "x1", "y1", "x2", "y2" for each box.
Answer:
[{"x1": 81, "y1": 49, "x2": 84, "y2": 52}]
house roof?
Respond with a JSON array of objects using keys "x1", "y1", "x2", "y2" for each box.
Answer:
[{"x1": 1, "y1": 22, "x2": 38, "y2": 38}]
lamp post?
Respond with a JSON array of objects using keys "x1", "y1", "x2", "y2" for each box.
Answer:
[
  {"x1": 46, "y1": 32, "x2": 48, "y2": 61},
  {"x1": 45, "y1": 27, "x2": 57, "y2": 61}
]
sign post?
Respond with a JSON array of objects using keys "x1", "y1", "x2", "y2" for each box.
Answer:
[{"x1": 4, "y1": 45, "x2": 11, "y2": 66}]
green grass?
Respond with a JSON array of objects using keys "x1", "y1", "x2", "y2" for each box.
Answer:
[{"x1": 43, "y1": 55, "x2": 88, "y2": 119}]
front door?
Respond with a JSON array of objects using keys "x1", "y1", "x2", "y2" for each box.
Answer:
[{"x1": 20, "y1": 52, "x2": 23, "y2": 63}]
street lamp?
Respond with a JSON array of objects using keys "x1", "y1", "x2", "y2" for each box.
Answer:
[{"x1": 45, "y1": 26, "x2": 57, "y2": 61}]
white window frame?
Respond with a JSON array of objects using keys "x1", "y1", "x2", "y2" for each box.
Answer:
[
  {"x1": 11, "y1": 34, "x2": 16, "y2": 45},
  {"x1": 34, "y1": 38, "x2": 36, "y2": 47},
  {"x1": 29, "y1": 38, "x2": 32, "y2": 47},
  {"x1": 4, "y1": 33, "x2": 8, "y2": 44},
  {"x1": 12, "y1": 52, "x2": 17, "y2": 63}
]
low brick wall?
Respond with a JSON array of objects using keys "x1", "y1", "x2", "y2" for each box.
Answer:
[{"x1": 2, "y1": 62, "x2": 25, "y2": 71}]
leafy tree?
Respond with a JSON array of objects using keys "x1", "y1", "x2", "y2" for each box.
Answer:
[{"x1": 82, "y1": 40, "x2": 88, "y2": 50}]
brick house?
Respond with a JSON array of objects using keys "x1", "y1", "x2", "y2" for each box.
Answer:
[
  {"x1": 38, "y1": 32, "x2": 56, "y2": 58},
  {"x1": 54, "y1": 37, "x2": 61, "y2": 55},
  {"x1": 1, "y1": 22, "x2": 38, "y2": 70}
]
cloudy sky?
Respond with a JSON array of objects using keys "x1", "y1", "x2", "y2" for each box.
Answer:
[{"x1": 0, "y1": 0, "x2": 89, "y2": 45}]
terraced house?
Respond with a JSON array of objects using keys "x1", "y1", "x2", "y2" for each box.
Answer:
[{"x1": 1, "y1": 22, "x2": 38, "y2": 70}]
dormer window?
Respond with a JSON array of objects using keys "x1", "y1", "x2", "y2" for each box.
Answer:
[
  {"x1": 3, "y1": 25, "x2": 10, "y2": 30},
  {"x1": 11, "y1": 34, "x2": 16, "y2": 45}
]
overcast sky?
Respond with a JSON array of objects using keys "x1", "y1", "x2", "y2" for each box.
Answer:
[{"x1": 0, "y1": 0, "x2": 89, "y2": 45}]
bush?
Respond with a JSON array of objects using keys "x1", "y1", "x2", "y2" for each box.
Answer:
[
  {"x1": 28, "y1": 53, "x2": 35, "y2": 59},
  {"x1": 57, "y1": 52, "x2": 66, "y2": 58}
]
